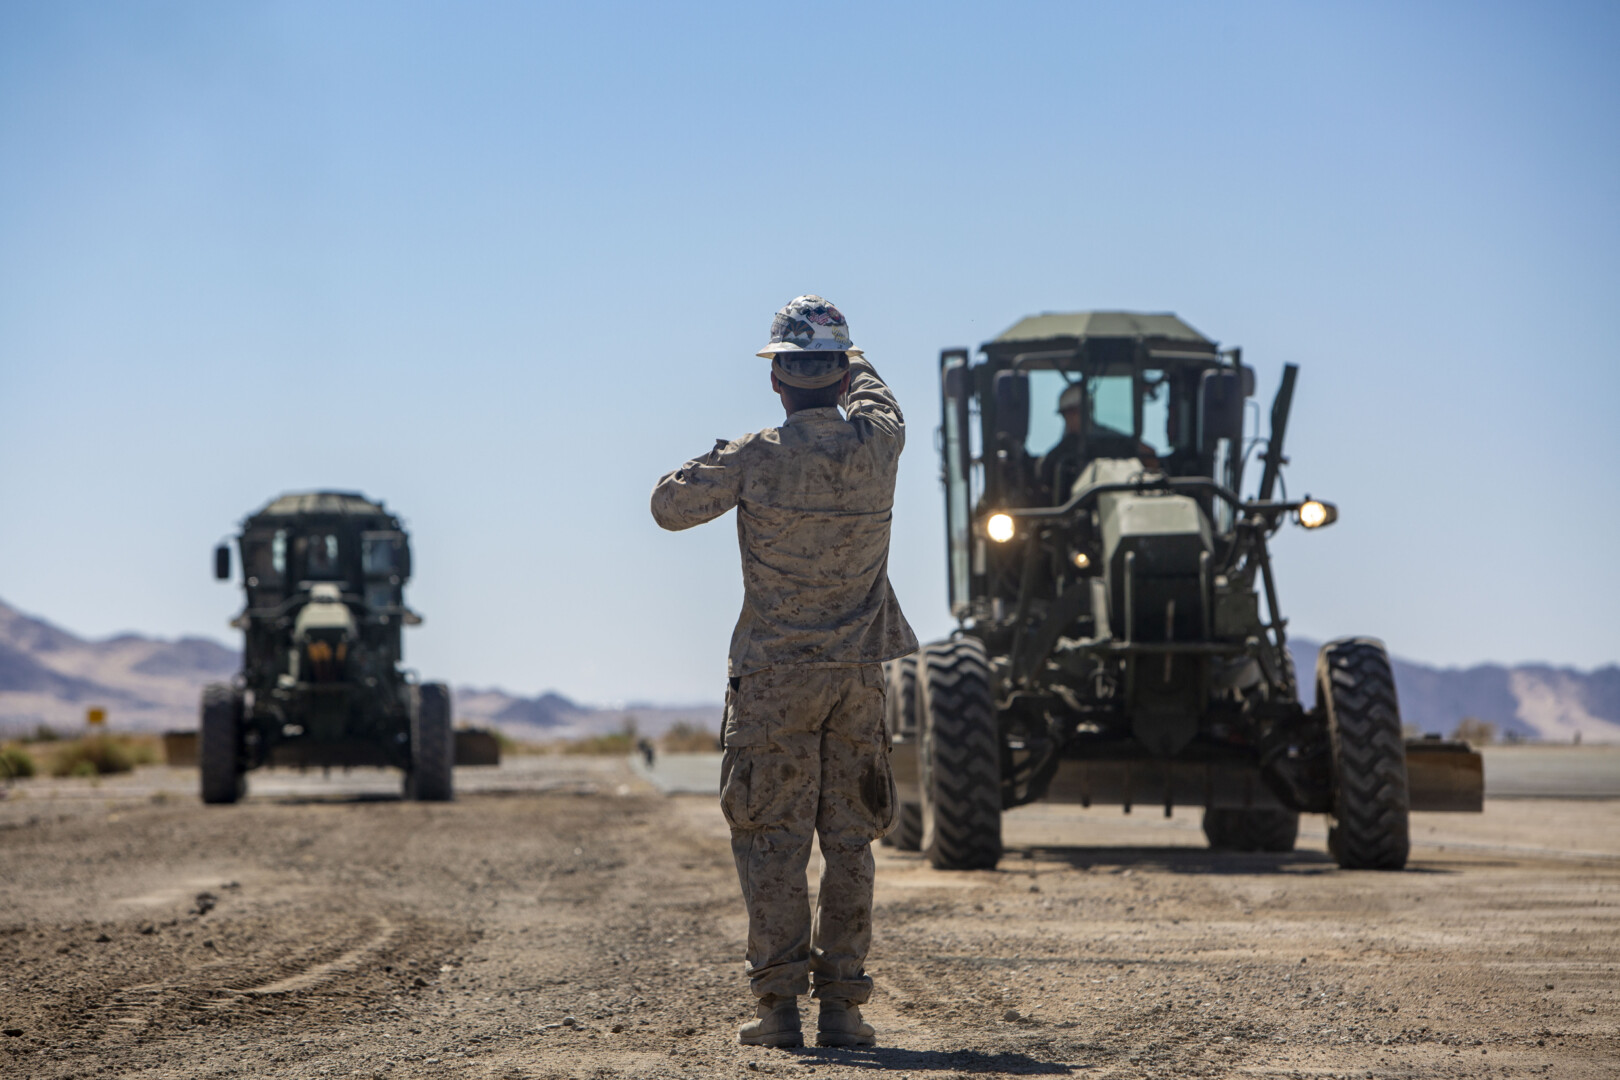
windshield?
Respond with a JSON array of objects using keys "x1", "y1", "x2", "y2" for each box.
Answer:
[
  {"x1": 1090, "y1": 375, "x2": 1133, "y2": 439},
  {"x1": 1018, "y1": 362, "x2": 1213, "y2": 483},
  {"x1": 298, "y1": 533, "x2": 342, "y2": 580},
  {"x1": 1024, "y1": 370, "x2": 1136, "y2": 457},
  {"x1": 1024, "y1": 370, "x2": 1073, "y2": 456}
]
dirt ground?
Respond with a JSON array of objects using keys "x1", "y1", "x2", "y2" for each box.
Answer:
[{"x1": 1, "y1": 759, "x2": 1616, "y2": 1079}]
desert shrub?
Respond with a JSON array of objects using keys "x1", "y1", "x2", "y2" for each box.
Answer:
[
  {"x1": 49, "y1": 735, "x2": 135, "y2": 777},
  {"x1": 28, "y1": 724, "x2": 61, "y2": 743},
  {"x1": 561, "y1": 732, "x2": 635, "y2": 756},
  {"x1": 484, "y1": 729, "x2": 550, "y2": 756},
  {"x1": 659, "y1": 723, "x2": 720, "y2": 753},
  {"x1": 123, "y1": 736, "x2": 160, "y2": 766},
  {"x1": 1451, "y1": 717, "x2": 1497, "y2": 745},
  {"x1": 0, "y1": 745, "x2": 36, "y2": 779},
  {"x1": 497, "y1": 738, "x2": 552, "y2": 756}
]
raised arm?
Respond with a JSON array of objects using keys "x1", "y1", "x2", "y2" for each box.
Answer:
[
  {"x1": 839, "y1": 355, "x2": 905, "y2": 450},
  {"x1": 650, "y1": 437, "x2": 745, "y2": 531}
]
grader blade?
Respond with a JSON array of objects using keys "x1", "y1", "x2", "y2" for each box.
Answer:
[{"x1": 1405, "y1": 738, "x2": 1484, "y2": 812}]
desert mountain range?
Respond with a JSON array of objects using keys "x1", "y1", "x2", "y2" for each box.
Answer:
[
  {"x1": 1, "y1": 597, "x2": 1615, "y2": 743},
  {"x1": 0, "y1": 597, "x2": 717, "y2": 741}
]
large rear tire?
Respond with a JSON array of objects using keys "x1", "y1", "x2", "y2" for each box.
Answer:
[
  {"x1": 406, "y1": 682, "x2": 454, "y2": 802},
  {"x1": 1318, "y1": 638, "x2": 1409, "y2": 869},
  {"x1": 892, "y1": 803, "x2": 923, "y2": 852},
  {"x1": 199, "y1": 683, "x2": 244, "y2": 805},
  {"x1": 885, "y1": 654, "x2": 920, "y2": 740},
  {"x1": 918, "y1": 638, "x2": 1002, "y2": 870},
  {"x1": 882, "y1": 654, "x2": 924, "y2": 852},
  {"x1": 1202, "y1": 807, "x2": 1299, "y2": 852}
]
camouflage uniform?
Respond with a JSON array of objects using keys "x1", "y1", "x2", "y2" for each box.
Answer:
[{"x1": 651, "y1": 352, "x2": 917, "y2": 1005}]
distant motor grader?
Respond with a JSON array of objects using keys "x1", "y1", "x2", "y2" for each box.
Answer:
[
  {"x1": 886, "y1": 312, "x2": 1482, "y2": 870},
  {"x1": 201, "y1": 491, "x2": 458, "y2": 803}
]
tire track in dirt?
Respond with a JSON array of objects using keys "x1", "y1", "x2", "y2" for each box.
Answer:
[
  {"x1": 241, "y1": 914, "x2": 398, "y2": 997},
  {"x1": 93, "y1": 912, "x2": 409, "y2": 1036}
]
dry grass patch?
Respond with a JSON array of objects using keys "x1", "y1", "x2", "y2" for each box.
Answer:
[
  {"x1": 658, "y1": 723, "x2": 719, "y2": 753},
  {"x1": 560, "y1": 732, "x2": 636, "y2": 756},
  {"x1": 1, "y1": 744, "x2": 37, "y2": 779},
  {"x1": 30, "y1": 733, "x2": 161, "y2": 777}
]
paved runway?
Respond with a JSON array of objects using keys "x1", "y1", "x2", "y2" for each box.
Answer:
[
  {"x1": 1479, "y1": 744, "x2": 1620, "y2": 797},
  {"x1": 4, "y1": 744, "x2": 1609, "y2": 819},
  {"x1": 629, "y1": 744, "x2": 1620, "y2": 799}
]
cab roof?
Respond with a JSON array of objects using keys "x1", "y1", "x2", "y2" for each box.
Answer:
[
  {"x1": 985, "y1": 311, "x2": 1216, "y2": 353},
  {"x1": 249, "y1": 491, "x2": 392, "y2": 519}
]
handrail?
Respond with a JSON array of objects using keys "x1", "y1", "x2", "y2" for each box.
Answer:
[{"x1": 1000, "y1": 475, "x2": 1312, "y2": 525}]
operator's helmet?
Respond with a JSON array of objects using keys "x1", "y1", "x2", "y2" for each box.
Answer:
[
  {"x1": 1058, "y1": 381, "x2": 1084, "y2": 414},
  {"x1": 756, "y1": 294, "x2": 862, "y2": 389}
]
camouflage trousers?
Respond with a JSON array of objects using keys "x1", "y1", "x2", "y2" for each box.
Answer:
[{"x1": 720, "y1": 664, "x2": 897, "y2": 1004}]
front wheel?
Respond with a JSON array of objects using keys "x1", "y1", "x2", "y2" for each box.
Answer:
[
  {"x1": 1318, "y1": 638, "x2": 1410, "y2": 869},
  {"x1": 918, "y1": 638, "x2": 1002, "y2": 870},
  {"x1": 1202, "y1": 808, "x2": 1299, "y2": 852},
  {"x1": 405, "y1": 683, "x2": 454, "y2": 802},
  {"x1": 199, "y1": 684, "x2": 244, "y2": 805}
]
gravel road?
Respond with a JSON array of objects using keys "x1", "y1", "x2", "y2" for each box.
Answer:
[{"x1": 1, "y1": 757, "x2": 1615, "y2": 1079}]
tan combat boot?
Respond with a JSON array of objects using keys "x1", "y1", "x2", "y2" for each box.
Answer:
[
  {"x1": 738, "y1": 994, "x2": 802, "y2": 1048},
  {"x1": 815, "y1": 1001, "x2": 876, "y2": 1048}
]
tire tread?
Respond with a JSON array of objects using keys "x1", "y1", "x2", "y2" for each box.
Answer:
[
  {"x1": 1318, "y1": 638, "x2": 1410, "y2": 870},
  {"x1": 199, "y1": 683, "x2": 242, "y2": 805},
  {"x1": 407, "y1": 682, "x2": 454, "y2": 802},
  {"x1": 920, "y1": 639, "x2": 1002, "y2": 870}
]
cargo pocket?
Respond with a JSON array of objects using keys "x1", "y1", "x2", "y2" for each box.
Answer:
[
  {"x1": 720, "y1": 679, "x2": 737, "y2": 750},
  {"x1": 720, "y1": 675, "x2": 769, "y2": 830},
  {"x1": 858, "y1": 667, "x2": 899, "y2": 838},
  {"x1": 721, "y1": 675, "x2": 766, "y2": 751},
  {"x1": 865, "y1": 748, "x2": 899, "y2": 839},
  {"x1": 719, "y1": 748, "x2": 754, "y2": 830}
]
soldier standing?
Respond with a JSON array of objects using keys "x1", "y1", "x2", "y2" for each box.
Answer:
[{"x1": 651, "y1": 295, "x2": 917, "y2": 1049}]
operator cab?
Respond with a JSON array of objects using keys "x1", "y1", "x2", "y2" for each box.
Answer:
[
  {"x1": 219, "y1": 492, "x2": 414, "y2": 618},
  {"x1": 940, "y1": 312, "x2": 1253, "y2": 619}
]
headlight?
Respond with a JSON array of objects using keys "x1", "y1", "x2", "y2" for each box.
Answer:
[
  {"x1": 1298, "y1": 498, "x2": 1338, "y2": 529},
  {"x1": 1071, "y1": 550, "x2": 1091, "y2": 569},
  {"x1": 986, "y1": 513, "x2": 1015, "y2": 543}
]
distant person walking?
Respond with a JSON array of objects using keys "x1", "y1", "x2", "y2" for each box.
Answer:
[{"x1": 651, "y1": 295, "x2": 917, "y2": 1049}]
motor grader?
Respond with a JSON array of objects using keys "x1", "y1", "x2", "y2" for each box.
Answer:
[
  {"x1": 886, "y1": 312, "x2": 1482, "y2": 870},
  {"x1": 199, "y1": 491, "x2": 456, "y2": 803}
]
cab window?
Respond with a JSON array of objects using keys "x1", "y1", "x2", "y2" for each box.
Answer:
[
  {"x1": 1141, "y1": 368, "x2": 1201, "y2": 462},
  {"x1": 365, "y1": 582, "x2": 399, "y2": 610},
  {"x1": 244, "y1": 530, "x2": 285, "y2": 586},
  {"x1": 1090, "y1": 375, "x2": 1134, "y2": 439},
  {"x1": 1023, "y1": 370, "x2": 1073, "y2": 456},
  {"x1": 1142, "y1": 370, "x2": 1172, "y2": 456},
  {"x1": 300, "y1": 533, "x2": 342, "y2": 580},
  {"x1": 362, "y1": 533, "x2": 403, "y2": 576}
]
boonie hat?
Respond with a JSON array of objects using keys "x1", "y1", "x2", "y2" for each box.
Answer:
[
  {"x1": 757, "y1": 295, "x2": 862, "y2": 390},
  {"x1": 1058, "y1": 381, "x2": 1085, "y2": 413}
]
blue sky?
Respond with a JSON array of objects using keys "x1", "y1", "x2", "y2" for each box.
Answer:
[{"x1": 2, "y1": 1, "x2": 1617, "y2": 703}]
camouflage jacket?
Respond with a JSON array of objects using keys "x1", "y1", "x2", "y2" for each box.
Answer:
[{"x1": 651, "y1": 356, "x2": 918, "y2": 676}]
